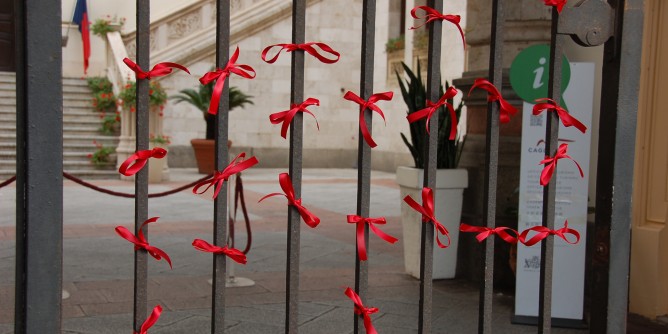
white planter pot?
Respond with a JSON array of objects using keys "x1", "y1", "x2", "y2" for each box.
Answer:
[{"x1": 396, "y1": 166, "x2": 468, "y2": 279}]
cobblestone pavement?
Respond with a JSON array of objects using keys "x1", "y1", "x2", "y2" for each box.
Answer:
[{"x1": 0, "y1": 169, "x2": 664, "y2": 333}]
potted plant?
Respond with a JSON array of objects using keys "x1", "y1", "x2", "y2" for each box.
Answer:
[
  {"x1": 170, "y1": 80, "x2": 253, "y2": 174},
  {"x1": 396, "y1": 61, "x2": 467, "y2": 279}
]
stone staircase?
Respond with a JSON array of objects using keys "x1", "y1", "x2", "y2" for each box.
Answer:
[{"x1": 0, "y1": 72, "x2": 119, "y2": 180}]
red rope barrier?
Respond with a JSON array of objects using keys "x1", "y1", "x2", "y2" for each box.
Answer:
[{"x1": 0, "y1": 173, "x2": 212, "y2": 198}]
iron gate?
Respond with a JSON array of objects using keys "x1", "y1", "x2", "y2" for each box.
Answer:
[{"x1": 13, "y1": 0, "x2": 644, "y2": 333}]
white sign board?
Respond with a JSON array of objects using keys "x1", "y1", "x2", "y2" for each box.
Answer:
[{"x1": 514, "y1": 62, "x2": 594, "y2": 321}]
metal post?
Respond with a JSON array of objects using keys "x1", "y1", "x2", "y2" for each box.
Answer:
[
  {"x1": 14, "y1": 0, "x2": 63, "y2": 332},
  {"x1": 133, "y1": 0, "x2": 150, "y2": 330},
  {"x1": 418, "y1": 0, "x2": 441, "y2": 332},
  {"x1": 212, "y1": 1, "x2": 231, "y2": 332},
  {"x1": 286, "y1": 0, "x2": 306, "y2": 332},
  {"x1": 538, "y1": 8, "x2": 565, "y2": 333},
  {"x1": 353, "y1": 0, "x2": 376, "y2": 333},
  {"x1": 479, "y1": 0, "x2": 504, "y2": 332},
  {"x1": 591, "y1": 0, "x2": 644, "y2": 332}
]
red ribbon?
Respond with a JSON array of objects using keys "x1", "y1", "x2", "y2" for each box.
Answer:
[
  {"x1": 544, "y1": 0, "x2": 567, "y2": 13},
  {"x1": 115, "y1": 217, "x2": 172, "y2": 268},
  {"x1": 533, "y1": 98, "x2": 587, "y2": 133},
  {"x1": 460, "y1": 223, "x2": 519, "y2": 244},
  {"x1": 193, "y1": 152, "x2": 259, "y2": 199},
  {"x1": 192, "y1": 239, "x2": 247, "y2": 264},
  {"x1": 134, "y1": 305, "x2": 162, "y2": 334},
  {"x1": 259, "y1": 173, "x2": 321, "y2": 228},
  {"x1": 406, "y1": 86, "x2": 459, "y2": 140},
  {"x1": 261, "y1": 42, "x2": 340, "y2": 64},
  {"x1": 199, "y1": 46, "x2": 256, "y2": 115},
  {"x1": 347, "y1": 215, "x2": 398, "y2": 261},
  {"x1": 468, "y1": 78, "x2": 517, "y2": 124},
  {"x1": 519, "y1": 220, "x2": 580, "y2": 246},
  {"x1": 343, "y1": 91, "x2": 393, "y2": 148},
  {"x1": 123, "y1": 58, "x2": 190, "y2": 80},
  {"x1": 410, "y1": 6, "x2": 466, "y2": 49},
  {"x1": 118, "y1": 147, "x2": 167, "y2": 176},
  {"x1": 403, "y1": 187, "x2": 451, "y2": 248},
  {"x1": 539, "y1": 143, "x2": 584, "y2": 186},
  {"x1": 344, "y1": 287, "x2": 379, "y2": 334},
  {"x1": 269, "y1": 98, "x2": 320, "y2": 139}
]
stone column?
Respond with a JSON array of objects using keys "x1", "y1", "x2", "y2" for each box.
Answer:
[{"x1": 452, "y1": 0, "x2": 552, "y2": 286}]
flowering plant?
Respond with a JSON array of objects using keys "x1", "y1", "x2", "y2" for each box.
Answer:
[
  {"x1": 90, "y1": 15, "x2": 126, "y2": 37},
  {"x1": 99, "y1": 112, "x2": 121, "y2": 135},
  {"x1": 119, "y1": 81, "x2": 168, "y2": 112},
  {"x1": 87, "y1": 140, "x2": 115, "y2": 166},
  {"x1": 87, "y1": 77, "x2": 117, "y2": 113},
  {"x1": 149, "y1": 134, "x2": 171, "y2": 145}
]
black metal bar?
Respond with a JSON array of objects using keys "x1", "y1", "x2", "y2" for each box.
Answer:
[
  {"x1": 212, "y1": 1, "x2": 230, "y2": 333},
  {"x1": 14, "y1": 0, "x2": 63, "y2": 331},
  {"x1": 538, "y1": 8, "x2": 565, "y2": 334},
  {"x1": 286, "y1": 0, "x2": 306, "y2": 332},
  {"x1": 353, "y1": 0, "x2": 375, "y2": 333},
  {"x1": 478, "y1": 0, "x2": 504, "y2": 332},
  {"x1": 591, "y1": 0, "x2": 644, "y2": 332},
  {"x1": 133, "y1": 0, "x2": 150, "y2": 330},
  {"x1": 418, "y1": 0, "x2": 441, "y2": 332}
]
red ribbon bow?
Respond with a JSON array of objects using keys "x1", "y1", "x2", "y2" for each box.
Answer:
[
  {"x1": 343, "y1": 91, "x2": 393, "y2": 148},
  {"x1": 115, "y1": 217, "x2": 172, "y2": 268},
  {"x1": 259, "y1": 173, "x2": 321, "y2": 228},
  {"x1": 192, "y1": 239, "x2": 247, "y2": 264},
  {"x1": 519, "y1": 220, "x2": 580, "y2": 246},
  {"x1": 118, "y1": 147, "x2": 167, "y2": 176},
  {"x1": 533, "y1": 98, "x2": 587, "y2": 133},
  {"x1": 460, "y1": 223, "x2": 520, "y2": 244},
  {"x1": 468, "y1": 78, "x2": 517, "y2": 124},
  {"x1": 193, "y1": 152, "x2": 259, "y2": 199},
  {"x1": 403, "y1": 187, "x2": 451, "y2": 248},
  {"x1": 123, "y1": 58, "x2": 190, "y2": 80},
  {"x1": 544, "y1": 0, "x2": 567, "y2": 13},
  {"x1": 539, "y1": 143, "x2": 583, "y2": 186},
  {"x1": 344, "y1": 287, "x2": 379, "y2": 334},
  {"x1": 261, "y1": 42, "x2": 341, "y2": 64},
  {"x1": 199, "y1": 46, "x2": 256, "y2": 115},
  {"x1": 406, "y1": 86, "x2": 459, "y2": 140},
  {"x1": 347, "y1": 215, "x2": 398, "y2": 261},
  {"x1": 410, "y1": 6, "x2": 466, "y2": 49},
  {"x1": 269, "y1": 98, "x2": 320, "y2": 139},
  {"x1": 134, "y1": 305, "x2": 162, "y2": 334}
]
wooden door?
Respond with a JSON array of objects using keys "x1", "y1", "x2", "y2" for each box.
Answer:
[{"x1": 0, "y1": 0, "x2": 15, "y2": 72}]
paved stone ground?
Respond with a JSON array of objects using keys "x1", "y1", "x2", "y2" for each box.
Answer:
[{"x1": 0, "y1": 169, "x2": 666, "y2": 333}]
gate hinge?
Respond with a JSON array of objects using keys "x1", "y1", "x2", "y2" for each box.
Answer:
[{"x1": 558, "y1": 0, "x2": 616, "y2": 47}]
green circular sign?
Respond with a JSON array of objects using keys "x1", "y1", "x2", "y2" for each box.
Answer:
[{"x1": 510, "y1": 44, "x2": 571, "y2": 104}]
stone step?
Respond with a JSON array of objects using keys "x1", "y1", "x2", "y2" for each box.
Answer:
[
  {"x1": 0, "y1": 90, "x2": 93, "y2": 106},
  {"x1": 0, "y1": 82, "x2": 92, "y2": 94},
  {"x1": 0, "y1": 114, "x2": 101, "y2": 126},
  {"x1": 0, "y1": 133, "x2": 119, "y2": 145},
  {"x1": 0, "y1": 90, "x2": 94, "y2": 99},
  {"x1": 0, "y1": 140, "x2": 119, "y2": 152},
  {"x1": 0, "y1": 105, "x2": 101, "y2": 115}
]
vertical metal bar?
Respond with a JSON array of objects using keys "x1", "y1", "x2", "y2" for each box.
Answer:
[
  {"x1": 212, "y1": 1, "x2": 230, "y2": 333},
  {"x1": 353, "y1": 0, "x2": 375, "y2": 333},
  {"x1": 591, "y1": 0, "x2": 643, "y2": 332},
  {"x1": 538, "y1": 8, "x2": 565, "y2": 334},
  {"x1": 286, "y1": 0, "x2": 305, "y2": 332},
  {"x1": 418, "y1": 0, "x2": 441, "y2": 332},
  {"x1": 479, "y1": 0, "x2": 504, "y2": 332},
  {"x1": 133, "y1": 0, "x2": 150, "y2": 330},
  {"x1": 14, "y1": 0, "x2": 63, "y2": 332}
]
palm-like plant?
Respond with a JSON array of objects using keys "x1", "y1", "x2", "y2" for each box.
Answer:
[
  {"x1": 396, "y1": 61, "x2": 464, "y2": 169},
  {"x1": 171, "y1": 81, "x2": 253, "y2": 139}
]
